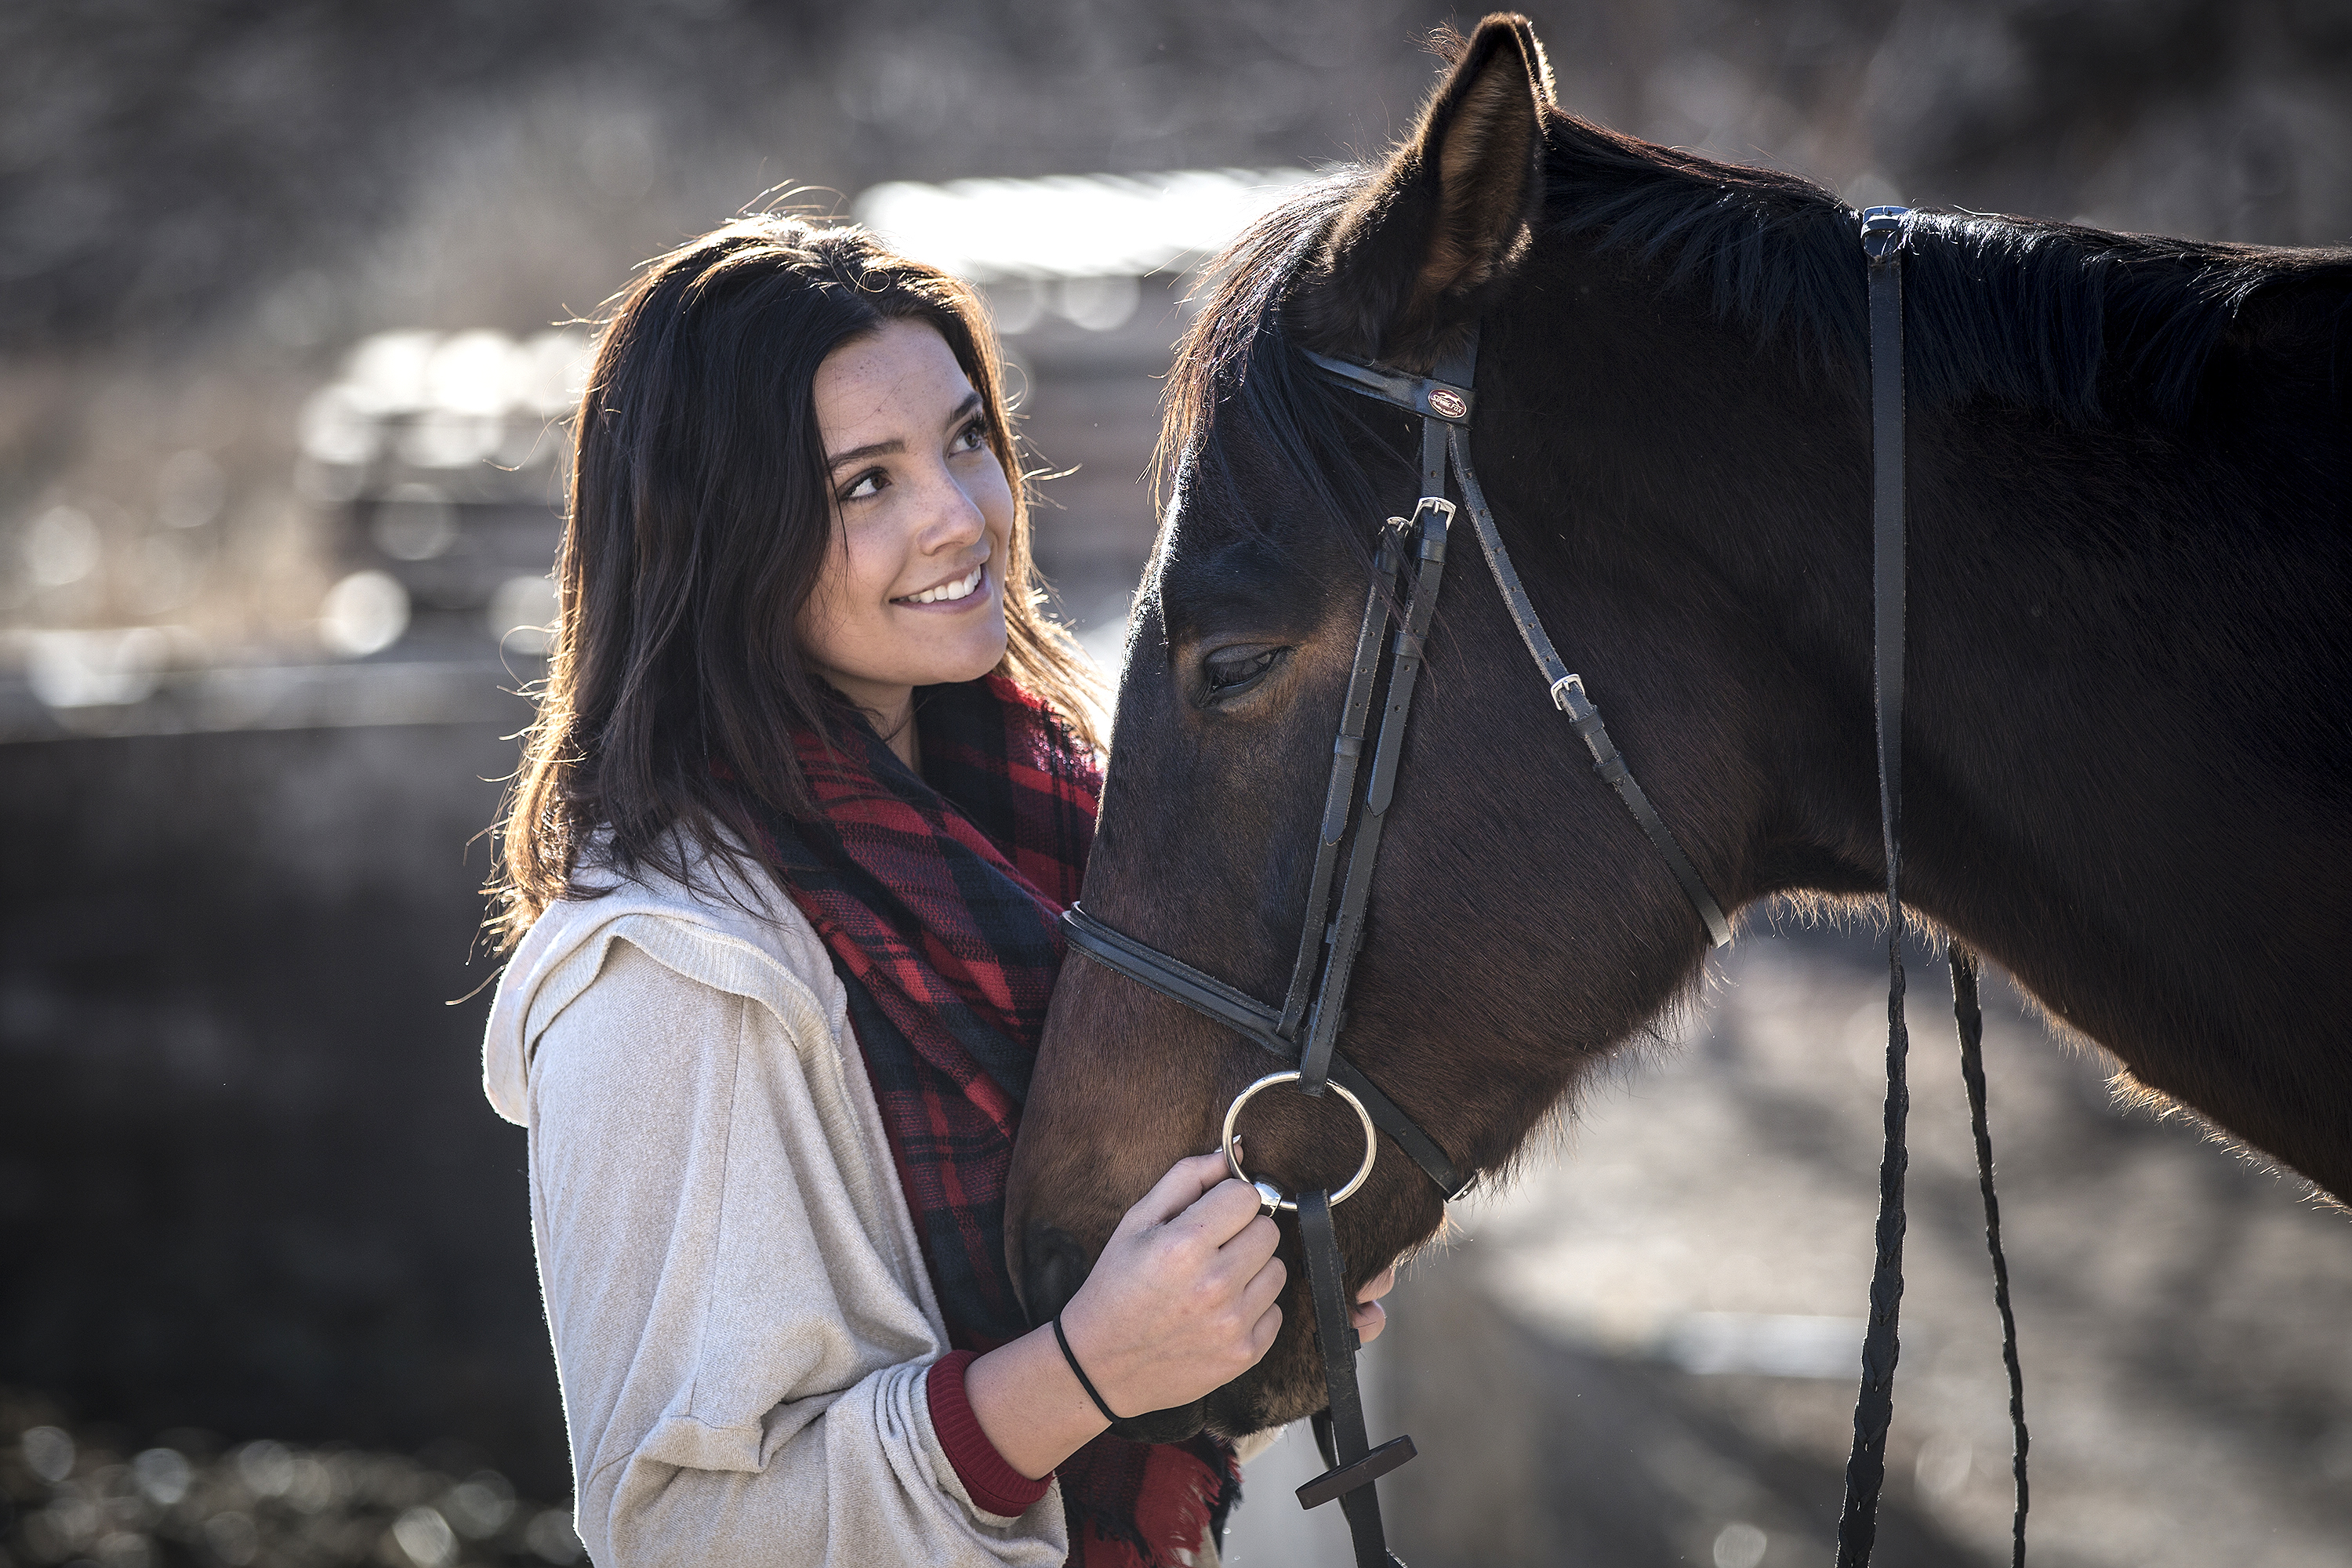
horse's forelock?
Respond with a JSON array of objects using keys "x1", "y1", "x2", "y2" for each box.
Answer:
[{"x1": 1157, "y1": 173, "x2": 1412, "y2": 578}]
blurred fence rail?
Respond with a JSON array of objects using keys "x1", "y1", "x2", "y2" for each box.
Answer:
[{"x1": 0, "y1": 716, "x2": 566, "y2": 1496}]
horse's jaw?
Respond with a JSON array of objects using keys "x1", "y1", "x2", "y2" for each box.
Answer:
[
  {"x1": 1098, "y1": 1319, "x2": 1370, "y2": 1446},
  {"x1": 1200, "y1": 1343, "x2": 1330, "y2": 1442}
]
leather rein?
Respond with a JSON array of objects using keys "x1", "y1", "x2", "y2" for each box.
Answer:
[{"x1": 1061, "y1": 206, "x2": 2029, "y2": 1568}]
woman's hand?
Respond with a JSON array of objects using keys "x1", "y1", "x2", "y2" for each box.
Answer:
[
  {"x1": 1054, "y1": 1152, "x2": 1287, "y2": 1417},
  {"x1": 1351, "y1": 1264, "x2": 1399, "y2": 1347},
  {"x1": 965, "y1": 1153, "x2": 1404, "y2": 1481},
  {"x1": 964, "y1": 1152, "x2": 1283, "y2": 1479}
]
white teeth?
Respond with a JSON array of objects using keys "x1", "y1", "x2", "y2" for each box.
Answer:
[{"x1": 902, "y1": 565, "x2": 982, "y2": 604}]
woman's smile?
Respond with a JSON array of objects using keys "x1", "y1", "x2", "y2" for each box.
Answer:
[{"x1": 893, "y1": 554, "x2": 992, "y2": 609}]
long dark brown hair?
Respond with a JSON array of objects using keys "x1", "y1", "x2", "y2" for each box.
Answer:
[{"x1": 488, "y1": 215, "x2": 1102, "y2": 949}]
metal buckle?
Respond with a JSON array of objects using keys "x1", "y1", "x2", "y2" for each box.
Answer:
[
  {"x1": 1860, "y1": 204, "x2": 1909, "y2": 263},
  {"x1": 1221, "y1": 1070, "x2": 1379, "y2": 1214},
  {"x1": 1410, "y1": 495, "x2": 1457, "y2": 524}
]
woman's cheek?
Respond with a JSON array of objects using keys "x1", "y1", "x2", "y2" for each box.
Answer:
[
  {"x1": 840, "y1": 535, "x2": 898, "y2": 642},
  {"x1": 805, "y1": 566, "x2": 858, "y2": 658}
]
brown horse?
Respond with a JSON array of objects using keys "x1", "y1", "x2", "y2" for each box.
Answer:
[{"x1": 1005, "y1": 13, "x2": 2352, "y2": 1443}]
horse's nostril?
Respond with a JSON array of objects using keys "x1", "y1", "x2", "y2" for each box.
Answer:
[{"x1": 1022, "y1": 1223, "x2": 1091, "y2": 1329}]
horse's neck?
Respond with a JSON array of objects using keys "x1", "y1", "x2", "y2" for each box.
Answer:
[
  {"x1": 1504, "y1": 238, "x2": 2348, "y2": 1192},
  {"x1": 1907, "y1": 401, "x2": 2337, "y2": 932},
  {"x1": 1876, "y1": 392, "x2": 2351, "y2": 1191}
]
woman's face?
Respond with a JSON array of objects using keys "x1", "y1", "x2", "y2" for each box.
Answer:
[{"x1": 800, "y1": 316, "x2": 1014, "y2": 720}]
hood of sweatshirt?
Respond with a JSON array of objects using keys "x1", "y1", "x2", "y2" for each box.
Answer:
[{"x1": 481, "y1": 841, "x2": 810, "y2": 1126}]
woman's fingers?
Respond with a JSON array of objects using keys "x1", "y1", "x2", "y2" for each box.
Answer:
[
  {"x1": 1071, "y1": 1155, "x2": 1403, "y2": 1414},
  {"x1": 1218, "y1": 1210, "x2": 1281, "y2": 1268},
  {"x1": 1116, "y1": 1151, "x2": 1235, "y2": 1233},
  {"x1": 1350, "y1": 1265, "x2": 1396, "y2": 1345},
  {"x1": 1167, "y1": 1174, "x2": 1272, "y2": 1255},
  {"x1": 1248, "y1": 1299, "x2": 1285, "y2": 1358},
  {"x1": 1239, "y1": 1247, "x2": 1288, "y2": 1316}
]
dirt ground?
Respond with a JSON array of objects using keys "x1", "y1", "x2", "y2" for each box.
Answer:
[{"x1": 1229, "y1": 922, "x2": 2352, "y2": 1568}]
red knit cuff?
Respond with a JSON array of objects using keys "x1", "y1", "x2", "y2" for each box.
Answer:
[{"x1": 926, "y1": 1349, "x2": 1054, "y2": 1519}]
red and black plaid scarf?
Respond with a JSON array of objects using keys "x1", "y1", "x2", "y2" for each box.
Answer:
[{"x1": 747, "y1": 674, "x2": 1240, "y2": 1566}]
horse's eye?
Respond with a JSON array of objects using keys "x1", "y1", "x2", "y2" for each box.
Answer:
[{"x1": 1202, "y1": 646, "x2": 1283, "y2": 695}]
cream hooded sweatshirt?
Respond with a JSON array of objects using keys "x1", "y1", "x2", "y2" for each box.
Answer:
[{"x1": 481, "y1": 848, "x2": 1068, "y2": 1567}]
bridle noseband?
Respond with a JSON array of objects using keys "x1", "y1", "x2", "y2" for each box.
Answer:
[{"x1": 1061, "y1": 208, "x2": 2027, "y2": 1568}]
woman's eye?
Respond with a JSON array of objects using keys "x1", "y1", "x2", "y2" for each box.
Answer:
[
  {"x1": 953, "y1": 419, "x2": 989, "y2": 452},
  {"x1": 841, "y1": 469, "x2": 886, "y2": 502},
  {"x1": 1203, "y1": 648, "x2": 1282, "y2": 694}
]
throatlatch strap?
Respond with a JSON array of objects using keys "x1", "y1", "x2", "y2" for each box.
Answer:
[
  {"x1": 1302, "y1": 335, "x2": 1733, "y2": 950},
  {"x1": 1446, "y1": 429, "x2": 1734, "y2": 948},
  {"x1": 1837, "y1": 201, "x2": 1914, "y2": 1568},
  {"x1": 1954, "y1": 946, "x2": 2031, "y2": 1566},
  {"x1": 1294, "y1": 1190, "x2": 1412, "y2": 1567}
]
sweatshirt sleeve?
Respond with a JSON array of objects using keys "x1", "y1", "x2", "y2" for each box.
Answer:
[{"x1": 525, "y1": 933, "x2": 1067, "y2": 1567}]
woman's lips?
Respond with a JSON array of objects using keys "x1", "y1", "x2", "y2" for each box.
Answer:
[{"x1": 893, "y1": 561, "x2": 989, "y2": 611}]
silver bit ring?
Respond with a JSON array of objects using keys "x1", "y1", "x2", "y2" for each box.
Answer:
[{"x1": 1220, "y1": 1070, "x2": 1378, "y2": 1211}]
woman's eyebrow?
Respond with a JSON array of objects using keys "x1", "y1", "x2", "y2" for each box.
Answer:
[
  {"x1": 824, "y1": 392, "x2": 984, "y2": 473},
  {"x1": 827, "y1": 436, "x2": 902, "y2": 473}
]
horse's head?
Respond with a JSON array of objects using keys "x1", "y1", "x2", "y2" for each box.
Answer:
[{"x1": 1007, "y1": 13, "x2": 1874, "y2": 1439}]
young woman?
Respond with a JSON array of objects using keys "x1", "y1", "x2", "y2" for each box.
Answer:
[{"x1": 479, "y1": 216, "x2": 1393, "y2": 1567}]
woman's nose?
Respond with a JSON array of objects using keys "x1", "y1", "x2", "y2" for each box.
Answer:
[{"x1": 913, "y1": 463, "x2": 990, "y2": 552}]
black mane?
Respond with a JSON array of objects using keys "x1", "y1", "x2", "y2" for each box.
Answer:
[
  {"x1": 1162, "y1": 118, "x2": 2352, "y2": 521},
  {"x1": 1541, "y1": 116, "x2": 2350, "y2": 423}
]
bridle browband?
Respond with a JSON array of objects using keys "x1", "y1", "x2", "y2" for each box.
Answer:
[{"x1": 1059, "y1": 206, "x2": 2028, "y2": 1568}]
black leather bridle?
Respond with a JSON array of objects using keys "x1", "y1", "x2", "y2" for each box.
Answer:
[
  {"x1": 1062, "y1": 315, "x2": 1731, "y2": 1565},
  {"x1": 1062, "y1": 206, "x2": 2028, "y2": 1568}
]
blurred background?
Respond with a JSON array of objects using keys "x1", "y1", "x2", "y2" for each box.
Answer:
[{"x1": 3, "y1": 2, "x2": 2349, "y2": 1566}]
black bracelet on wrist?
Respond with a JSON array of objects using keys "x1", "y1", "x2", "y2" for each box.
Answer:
[{"x1": 1051, "y1": 1315, "x2": 1123, "y2": 1425}]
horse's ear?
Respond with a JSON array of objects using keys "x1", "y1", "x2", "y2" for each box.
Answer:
[{"x1": 1294, "y1": 13, "x2": 1555, "y2": 369}]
